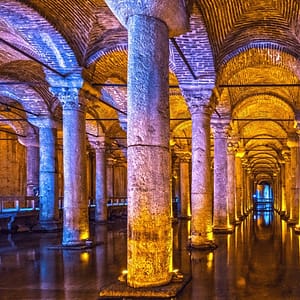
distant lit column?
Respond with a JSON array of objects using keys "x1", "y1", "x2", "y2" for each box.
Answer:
[
  {"x1": 280, "y1": 159, "x2": 287, "y2": 216},
  {"x1": 178, "y1": 152, "x2": 191, "y2": 218},
  {"x1": 282, "y1": 149, "x2": 291, "y2": 220},
  {"x1": 39, "y1": 122, "x2": 59, "y2": 225},
  {"x1": 227, "y1": 142, "x2": 236, "y2": 225},
  {"x1": 212, "y1": 121, "x2": 233, "y2": 233},
  {"x1": 90, "y1": 137, "x2": 107, "y2": 222},
  {"x1": 57, "y1": 87, "x2": 90, "y2": 246},
  {"x1": 183, "y1": 90, "x2": 216, "y2": 249},
  {"x1": 126, "y1": 14, "x2": 172, "y2": 288},
  {"x1": 235, "y1": 148, "x2": 245, "y2": 222},
  {"x1": 19, "y1": 133, "x2": 39, "y2": 197},
  {"x1": 28, "y1": 116, "x2": 60, "y2": 230},
  {"x1": 287, "y1": 135, "x2": 298, "y2": 224},
  {"x1": 106, "y1": 157, "x2": 115, "y2": 200}
]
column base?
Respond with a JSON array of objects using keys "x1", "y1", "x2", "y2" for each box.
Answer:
[
  {"x1": 99, "y1": 272, "x2": 191, "y2": 299},
  {"x1": 48, "y1": 239, "x2": 101, "y2": 250},
  {"x1": 294, "y1": 225, "x2": 300, "y2": 234},
  {"x1": 189, "y1": 240, "x2": 218, "y2": 251},
  {"x1": 213, "y1": 225, "x2": 234, "y2": 234},
  {"x1": 32, "y1": 220, "x2": 62, "y2": 232},
  {"x1": 234, "y1": 219, "x2": 241, "y2": 225},
  {"x1": 287, "y1": 218, "x2": 297, "y2": 225}
]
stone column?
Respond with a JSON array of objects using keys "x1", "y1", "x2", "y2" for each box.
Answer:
[
  {"x1": 282, "y1": 149, "x2": 291, "y2": 220},
  {"x1": 19, "y1": 133, "x2": 39, "y2": 197},
  {"x1": 287, "y1": 135, "x2": 298, "y2": 224},
  {"x1": 126, "y1": 15, "x2": 172, "y2": 288},
  {"x1": 178, "y1": 152, "x2": 191, "y2": 218},
  {"x1": 57, "y1": 87, "x2": 90, "y2": 246},
  {"x1": 106, "y1": 157, "x2": 115, "y2": 200},
  {"x1": 90, "y1": 137, "x2": 107, "y2": 223},
  {"x1": 183, "y1": 91, "x2": 216, "y2": 249},
  {"x1": 28, "y1": 117, "x2": 60, "y2": 230},
  {"x1": 227, "y1": 142, "x2": 236, "y2": 226},
  {"x1": 280, "y1": 160, "x2": 287, "y2": 216},
  {"x1": 235, "y1": 148, "x2": 245, "y2": 222},
  {"x1": 212, "y1": 121, "x2": 234, "y2": 233}
]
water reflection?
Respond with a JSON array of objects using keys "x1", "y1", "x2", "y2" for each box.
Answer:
[{"x1": 2, "y1": 214, "x2": 300, "y2": 299}]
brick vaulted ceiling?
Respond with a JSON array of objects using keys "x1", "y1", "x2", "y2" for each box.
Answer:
[{"x1": 0, "y1": 0, "x2": 300, "y2": 180}]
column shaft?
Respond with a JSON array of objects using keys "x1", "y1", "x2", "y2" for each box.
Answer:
[
  {"x1": 39, "y1": 127, "x2": 59, "y2": 224},
  {"x1": 95, "y1": 146, "x2": 107, "y2": 222},
  {"x1": 62, "y1": 96, "x2": 89, "y2": 246},
  {"x1": 26, "y1": 145, "x2": 39, "y2": 197},
  {"x1": 213, "y1": 124, "x2": 233, "y2": 233},
  {"x1": 189, "y1": 104, "x2": 215, "y2": 248},
  {"x1": 126, "y1": 15, "x2": 171, "y2": 288}
]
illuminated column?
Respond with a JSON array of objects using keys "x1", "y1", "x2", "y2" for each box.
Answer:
[
  {"x1": 227, "y1": 141, "x2": 236, "y2": 225},
  {"x1": 58, "y1": 87, "x2": 90, "y2": 246},
  {"x1": 178, "y1": 152, "x2": 191, "y2": 218},
  {"x1": 183, "y1": 91, "x2": 216, "y2": 249},
  {"x1": 28, "y1": 116, "x2": 60, "y2": 230},
  {"x1": 126, "y1": 15, "x2": 172, "y2": 288},
  {"x1": 282, "y1": 149, "x2": 291, "y2": 220},
  {"x1": 235, "y1": 148, "x2": 245, "y2": 222},
  {"x1": 212, "y1": 121, "x2": 233, "y2": 233},
  {"x1": 19, "y1": 133, "x2": 39, "y2": 197},
  {"x1": 287, "y1": 135, "x2": 298, "y2": 224},
  {"x1": 106, "y1": 157, "x2": 115, "y2": 200},
  {"x1": 90, "y1": 137, "x2": 107, "y2": 222}
]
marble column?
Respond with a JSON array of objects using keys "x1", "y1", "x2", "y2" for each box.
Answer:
[
  {"x1": 287, "y1": 135, "x2": 298, "y2": 224},
  {"x1": 235, "y1": 148, "x2": 245, "y2": 222},
  {"x1": 212, "y1": 122, "x2": 234, "y2": 233},
  {"x1": 280, "y1": 160, "x2": 287, "y2": 216},
  {"x1": 58, "y1": 87, "x2": 90, "y2": 246},
  {"x1": 178, "y1": 152, "x2": 191, "y2": 218},
  {"x1": 106, "y1": 157, "x2": 115, "y2": 200},
  {"x1": 184, "y1": 93, "x2": 216, "y2": 249},
  {"x1": 126, "y1": 15, "x2": 172, "y2": 288},
  {"x1": 284, "y1": 151, "x2": 291, "y2": 220},
  {"x1": 90, "y1": 138, "x2": 107, "y2": 223},
  {"x1": 28, "y1": 117, "x2": 60, "y2": 230},
  {"x1": 18, "y1": 133, "x2": 39, "y2": 197},
  {"x1": 227, "y1": 142, "x2": 236, "y2": 226}
]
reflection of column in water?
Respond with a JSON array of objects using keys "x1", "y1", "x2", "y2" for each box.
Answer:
[
  {"x1": 213, "y1": 236, "x2": 232, "y2": 299},
  {"x1": 63, "y1": 249, "x2": 94, "y2": 300},
  {"x1": 40, "y1": 247, "x2": 63, "y2": 299},
  {"x1": 247, "y1": 214, "x2": 281, "y2": 288},
  {"x1": 95, "y1": 224, "x2": 108, "y2": 285},
  {"x1": 190, "y1": 249, "x2": 214, "y2": 299},
  {"x1": 174, "y1": 220, "x2": 191, "y2": 276}
]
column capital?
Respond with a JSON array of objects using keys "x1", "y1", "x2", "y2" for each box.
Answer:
[
  {"x1": 28, "y1": 115, "x2": 58, "y2": 129},
  {"x1": 175, "y1": 151, "x2": 191, "y2": 162},
  {"x1": 51, "y1": 87, "x2": 87, "y2": 111},
  {"x1": 105, "y1": 0, "x2": 189, "y2": 37},
  {"x1": 181, "y1": 87, "x2": 216, "y2": 115},
  {"x1": 88, "y1": 136, "x2": 106, "y2": 150},
  {"x1": 211, "y1": 121, "x2": 231, "y2": 138}
]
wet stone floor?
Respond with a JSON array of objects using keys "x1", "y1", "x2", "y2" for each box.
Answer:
[{"x1": 1, "y1": 212, "x2": 300, "y2": 299}]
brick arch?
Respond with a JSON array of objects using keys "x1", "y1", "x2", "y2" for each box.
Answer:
[
  {"x1": 0, "y1": 1, "x2": 78, "y2": 74},
  {"x1": 218, "y1": 48, "x2": 300, "y2": 85}
]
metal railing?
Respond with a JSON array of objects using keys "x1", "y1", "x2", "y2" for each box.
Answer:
[{"x1": 0, "y1": 196, "x2": 39, "y2": 213}]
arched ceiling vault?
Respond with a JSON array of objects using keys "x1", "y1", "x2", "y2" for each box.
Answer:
[{"x1": 0, "y1": 0, "x2": 300, "y2": 174}]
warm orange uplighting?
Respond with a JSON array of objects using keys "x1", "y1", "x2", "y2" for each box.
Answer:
[
  {"x1": 80, "y1": 252, "x2": 90, "y2": 264},
  {"x1": 207, "y1": 252, "x2": 214, "y2": 270}
]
